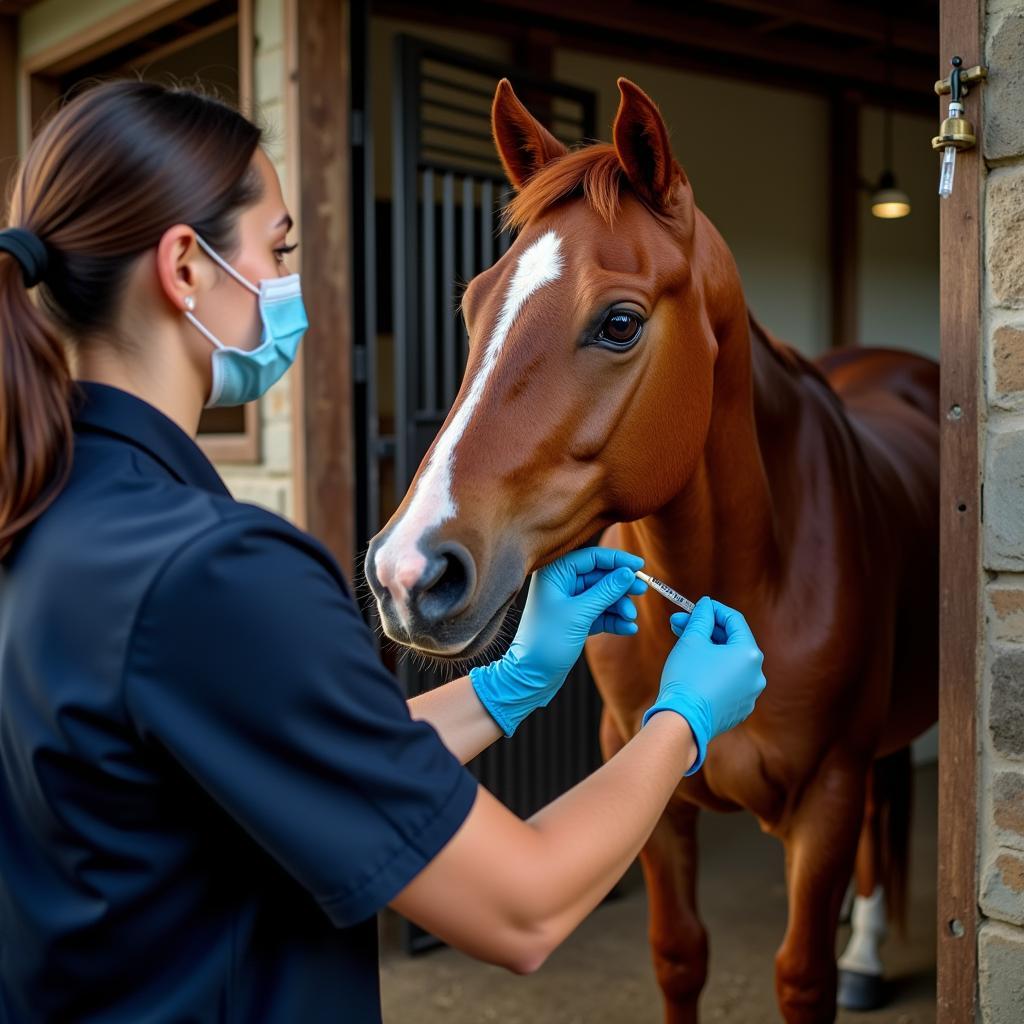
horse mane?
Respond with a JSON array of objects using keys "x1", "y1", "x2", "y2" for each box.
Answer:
[
  {"x1": 749, "y1": 315, "x2": 834, "y2": 390},
  {"x1": 502, "y1": 143, "x2": 654, "y2": 231}
]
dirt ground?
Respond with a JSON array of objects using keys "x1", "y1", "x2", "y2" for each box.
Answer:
[{"x1": 380, "y1": 765, "x2": 937, "y2": 1023}]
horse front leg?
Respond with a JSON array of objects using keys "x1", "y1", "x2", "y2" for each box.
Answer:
[{"x1": 775, "y1": 761, "x2": 866, "y2": 1024}]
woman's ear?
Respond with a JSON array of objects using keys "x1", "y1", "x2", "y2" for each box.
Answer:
[
  {"x1": 612, "y1": 78, "x2": 686, "y2": 212},
  {"x1": 491, "y1": 78, "x2": 567, "y2": 190},
  {"x1": 155, "y1": 226, "x2": 206, "y2": 313}
]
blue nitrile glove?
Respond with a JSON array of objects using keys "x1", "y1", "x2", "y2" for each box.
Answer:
[
  {"x1": 642, "y1": 597, "x2": 766, "y2": 776},
  {"x1": 470, "y1": 547, "x2": 648, "y2": 736}
]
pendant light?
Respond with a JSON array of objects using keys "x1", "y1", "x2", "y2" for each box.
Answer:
[{"x1": 870, "y1": 15, "x2": 911, "y2": 220}]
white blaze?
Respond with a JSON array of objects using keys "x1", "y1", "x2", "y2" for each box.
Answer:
[{"x1": 374, "y1": 230, "x2": 564, "y2": 612}]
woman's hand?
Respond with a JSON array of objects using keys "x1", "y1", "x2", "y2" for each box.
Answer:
[
  {"x1": 469, "y1": 547, "x2": 646, "y2": 736},
  {"x1": 642, "y1": 597, "x2": 766, "y2": 775}
]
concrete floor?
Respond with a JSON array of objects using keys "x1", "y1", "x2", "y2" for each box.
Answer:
[{"x1": 380, "y1": 765, "x2": 937, "y2": 1023}]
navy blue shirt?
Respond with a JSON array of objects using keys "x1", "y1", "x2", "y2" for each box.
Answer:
[{"x1": 0, "y1": 383, "x2": 478, "y2": 1023}]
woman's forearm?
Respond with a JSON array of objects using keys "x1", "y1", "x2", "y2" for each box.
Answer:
[
  {"x1": 390, "y1": 709, "x2": 696, "y2": 973},
  {"x1": 514, "y1": 711, "x2": 695, "y2": 958},
  {"x1": 408, "y1": 676, "x2": 502, "y2": 764}
]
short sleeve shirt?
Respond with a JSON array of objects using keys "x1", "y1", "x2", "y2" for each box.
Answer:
[{"x1": 0, "y1": 382, "x2": 478, "y2": 1023}]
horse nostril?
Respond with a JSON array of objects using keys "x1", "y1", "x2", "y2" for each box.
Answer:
[
  {"x1": 434, "y1": 553, "x2": 467, "y2": 601},
  {"x1": 416, "y1": 543, "x2": 477, "y2": 621}
]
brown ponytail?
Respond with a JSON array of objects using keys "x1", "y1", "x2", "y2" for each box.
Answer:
[
  {"x1": 0, "y1": 246, "x2": 73, "y2": 558},
  {"x1": 0, "y1": 80, "x2": 264, "y2": 560}
]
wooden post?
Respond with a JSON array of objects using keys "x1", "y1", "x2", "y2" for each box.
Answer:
[
  {"x1": 936, "y1": 0, "x2": 983, "y2": 1020},
  {"x1": 0, "y1": 15, "x2": 18, "y2": 215},
  {"x1": 828, "y1": 88, "x2": 859, "y2": 348},
  {"x1": 295, "y1": 0, "x2": 355, "y2": 577}
]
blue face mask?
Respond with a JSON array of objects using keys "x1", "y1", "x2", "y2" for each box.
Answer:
[{"x1": 184, "y1": 234, "x2": 308, "y2": 408}]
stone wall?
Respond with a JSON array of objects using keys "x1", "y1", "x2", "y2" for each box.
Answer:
[{"x1": 980, "y1": 2, "x2": 1024, "y2": 1018}]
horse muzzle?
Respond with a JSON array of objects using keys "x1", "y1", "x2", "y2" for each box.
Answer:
[{"x1": 364, "y1": 531, "x2": 525, "y2": 659}]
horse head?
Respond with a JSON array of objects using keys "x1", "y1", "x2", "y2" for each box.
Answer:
[{"x1": 366, "y1": 78, "x2": 745, "y2": 658}]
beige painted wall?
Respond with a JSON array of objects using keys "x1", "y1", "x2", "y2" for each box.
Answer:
[{"x1": 859, "y1": 106, "x2": 940, "y2": 359}]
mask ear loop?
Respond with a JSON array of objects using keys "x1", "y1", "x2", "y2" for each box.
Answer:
[
  {"x1": 185, "y1": 233, "x2": 264, "y2": 350},
  {"x1": 193, "y1": 233, "x2": 260, "y2": 296},
  {"x1": 184, "y1": 308, "x2": 228, "y2": 350}
]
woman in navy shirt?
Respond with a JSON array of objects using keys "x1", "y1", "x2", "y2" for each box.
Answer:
[{"x1": 0, "y1": 81, "x2": 765, "y2": 1022}]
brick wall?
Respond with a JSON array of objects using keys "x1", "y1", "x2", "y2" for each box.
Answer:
[{"x1": 979, "y1": 2, "x2": 1024, "y2": 1018}]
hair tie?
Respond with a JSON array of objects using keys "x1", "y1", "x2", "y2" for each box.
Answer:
[{"x1": 0, "y1": 228, "x2": 49, "y2": 288}]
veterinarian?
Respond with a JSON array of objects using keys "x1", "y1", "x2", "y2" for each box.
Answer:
[{"x1": 0, "y1": 82, "x2": 766, "y2": 1023}]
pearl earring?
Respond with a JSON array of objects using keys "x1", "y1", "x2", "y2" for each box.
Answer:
[{"x1": 184, "y1": 296, "x2": 195, "y2": 311}]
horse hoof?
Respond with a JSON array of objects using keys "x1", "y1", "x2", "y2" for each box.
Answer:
[{"x1": 837, "y1": 969, "x2": 885, "y2": 1011}]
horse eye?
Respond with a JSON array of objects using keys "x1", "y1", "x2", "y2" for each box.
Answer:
[{"x1": 598, "y1": 310, "x2": 644, "y2": 347}]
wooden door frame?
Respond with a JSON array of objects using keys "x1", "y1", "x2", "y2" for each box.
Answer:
[
  {"x1": 936, "y1": 0, "x2": 983, "y2": 1020},
  {"x1": 17, "y1": 0, "x2": 263, "y2": 466}
]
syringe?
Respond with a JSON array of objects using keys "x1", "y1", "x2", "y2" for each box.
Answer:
[{"x1": 636, "y1": 571, "x2": 696, "y2": 614}]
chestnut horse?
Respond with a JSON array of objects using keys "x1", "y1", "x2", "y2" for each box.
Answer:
[{"x1": 366, "y1": 78, "x2": 938, "y2": 1023}]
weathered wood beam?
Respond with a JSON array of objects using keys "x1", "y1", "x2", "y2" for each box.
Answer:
[
  {"x1": 828, "y1": 89, "x2": 860, "y2": 348},
  {"x1": 488, "y1": 0, "x2": 933, "y2": 98},
  {"x1": 936, "y1": 0, "x2": 982, "y2": 1017},
  {"x1": 295, "y1": 0, "x2": 356, "y2": 577},
  {"x1": 376, "y1": 0, "x2": 935, "y2": 114},
  {"x1": 704, "y1": 0, "x2": 938, "y2": 57}
]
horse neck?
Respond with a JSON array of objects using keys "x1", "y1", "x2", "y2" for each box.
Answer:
[{"x1": 624, "y1": 305, "x2": 805, "y2": 598}]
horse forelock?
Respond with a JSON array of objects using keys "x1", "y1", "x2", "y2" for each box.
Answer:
[{"x1": 502, "y1": 143, "x2": 683, "y2": 236}]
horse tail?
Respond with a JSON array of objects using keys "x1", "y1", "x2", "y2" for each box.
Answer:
[{"x1": 875, "y1": 745, "x2": 913, "y2": 935}]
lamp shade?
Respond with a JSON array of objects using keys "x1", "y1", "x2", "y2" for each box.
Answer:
[{"x1": 870, "y1": 171, "x2": 911, "y2": 219}]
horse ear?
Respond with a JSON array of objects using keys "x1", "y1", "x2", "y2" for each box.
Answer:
[
  {"x1": 613, "y1": 78, "x2": 685, "y2": 211},
  {"x1": 492, "y1": 78, "x2": 568, "y2": 190}
]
